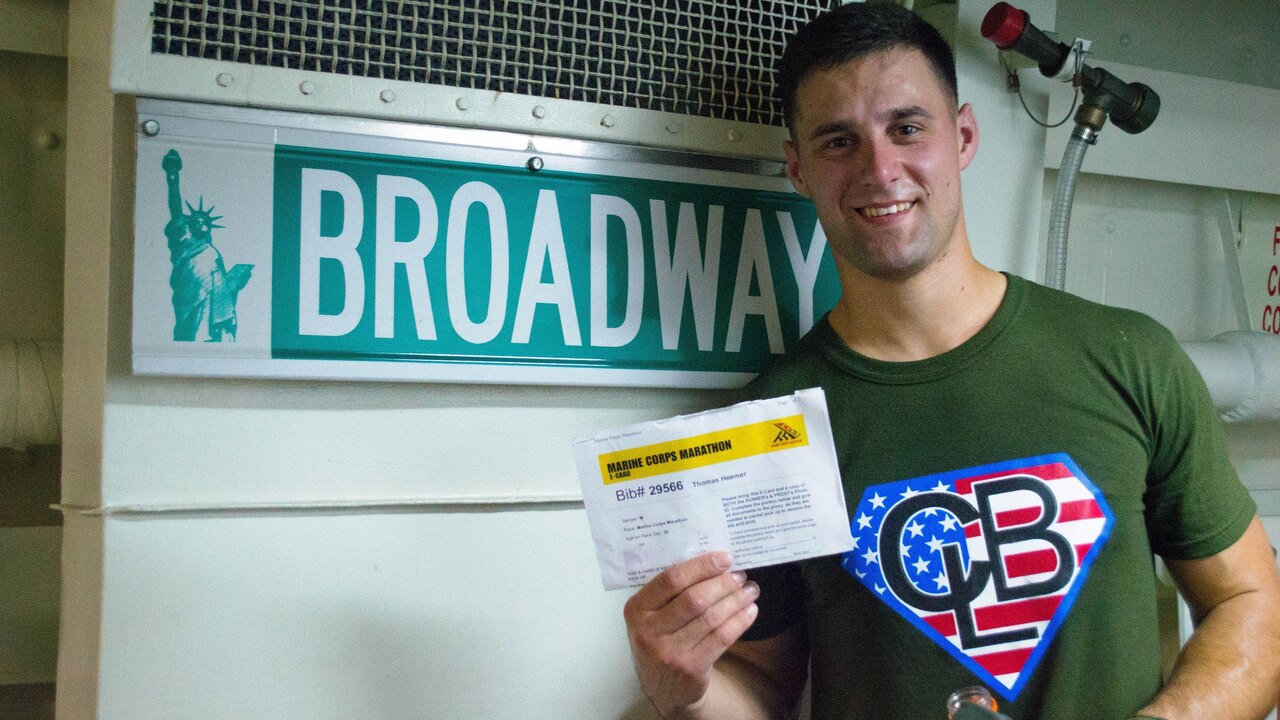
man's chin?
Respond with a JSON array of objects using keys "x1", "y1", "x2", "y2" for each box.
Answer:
[
  {"x1": 835, "y1": 241, "x2": 950, "y2": 284},
  {"x1": 849, "y1": 255, "x2": 934, "y2": 283}
]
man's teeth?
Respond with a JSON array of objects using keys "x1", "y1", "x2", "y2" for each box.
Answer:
[{"x1": 860, "y1": 202, "x2": 913, "y2": 218}]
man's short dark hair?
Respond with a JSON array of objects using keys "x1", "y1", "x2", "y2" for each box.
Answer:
[{"x1": 776, "y1": 3, "x2": 959, "y2": 131}]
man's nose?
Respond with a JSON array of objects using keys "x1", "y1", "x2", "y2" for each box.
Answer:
[{"x1": 860, "y1": 138, "x2": 901, "y2": 187}]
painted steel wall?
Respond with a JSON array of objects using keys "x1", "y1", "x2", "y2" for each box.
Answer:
[{"x1": 96, "y1": 509, "x2": 646, "y2": 719}]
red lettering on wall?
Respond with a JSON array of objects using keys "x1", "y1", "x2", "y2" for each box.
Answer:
[{"x1": 1264, "y1": 229, "x2": 1280, "y2": 332}]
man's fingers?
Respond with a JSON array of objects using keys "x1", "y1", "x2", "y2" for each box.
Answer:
[
  {"x1": 628, "y1": 579, "x2": 761, "y2": 695},
  {"x1": 624, "y1": 552, "x2": 750, "y2": 660},
  {"x1": 687, "y1": 595, "x2": 760, "y2": 669},
  {"x1": 622, "y1": 556, "x2": 767, "y2": 714},
  {"x1": 647, "y1": 568, "x2": 751, "y2": 637},
  {"x1": 657, "y1": 551, "x2": 735, "y2": 603},
  {"x1": 674, "y1": 578, "x2": 760, "y2": 651},
  {"x1": 627, "y1": 551, "x2": 734, "y2": 614}
]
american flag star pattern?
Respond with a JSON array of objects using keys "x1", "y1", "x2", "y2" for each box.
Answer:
[{"x1": 840, "y1": 453, "x2": 1114, "y2": 700}]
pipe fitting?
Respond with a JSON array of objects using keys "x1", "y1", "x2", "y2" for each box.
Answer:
[{"x1": 1073, "y1": 104, "x2": 1108, "y2": 135}]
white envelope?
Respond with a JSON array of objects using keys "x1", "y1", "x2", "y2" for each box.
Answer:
[{"x1": 573, "y1": 387, "x2": 854, "y2": 590}]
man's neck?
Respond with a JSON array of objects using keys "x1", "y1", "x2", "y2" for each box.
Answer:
[{"x1": 827, "y1": 254, "x2": 1007, "y2": 362}]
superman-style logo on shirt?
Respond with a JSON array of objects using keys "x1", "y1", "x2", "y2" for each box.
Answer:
[{"x1": 841, "y1": 454, "x2": 1113, "y2": 700}]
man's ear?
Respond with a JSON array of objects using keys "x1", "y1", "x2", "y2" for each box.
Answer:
[
  {"x1": 956, "y1": 103, "x2": 979, "y2": 171},
  {"x1": 784, "y1": 138, "x2": 811, "y2": 198}
]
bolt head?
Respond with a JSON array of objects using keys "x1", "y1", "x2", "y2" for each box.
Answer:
[{"x1": 32, "y1": 130, "x2": 62, "y2": 150}]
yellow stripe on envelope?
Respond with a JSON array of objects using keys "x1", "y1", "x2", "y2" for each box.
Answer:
[{"x1": 597, "y1": 414, "x2": 809, "y2": 485}]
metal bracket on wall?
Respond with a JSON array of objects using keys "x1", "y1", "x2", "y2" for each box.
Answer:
[{"x1": 1217, "y1": 191, "x2": 1251, "y2": 332}]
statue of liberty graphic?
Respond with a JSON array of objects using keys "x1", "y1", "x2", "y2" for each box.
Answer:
[{"x1": 162, "y1": 149, "x2": 253, "y2": 342}]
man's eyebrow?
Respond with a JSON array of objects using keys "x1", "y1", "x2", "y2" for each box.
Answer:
[
  {"x1": 805, "y1": 106, "x2": 935, "y2": 141},
  {"x1": 807, "y1": 120, "x2": 856, "y2": 141},
  {"x1": 886, "y1": 105, "x2": 932, "y2": 123}
]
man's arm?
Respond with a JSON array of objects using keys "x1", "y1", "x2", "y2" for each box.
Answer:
[
  {"x1": 1140, "y1": 516, "x2": 1280, "y2": 720},
  {"x1": 623, "y1": 552, "x2": 809, "y2": 719}
]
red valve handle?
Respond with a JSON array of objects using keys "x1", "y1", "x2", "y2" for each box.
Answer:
[{"x1": 981, "y1": 2, "x2": 1029, "y2": 50}]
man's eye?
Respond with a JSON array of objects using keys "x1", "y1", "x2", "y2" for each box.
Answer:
[
  {"x1": 825, "y1": 137, "x2": 851, "y2": 149},
  {"x1": 896, "y1": 125, "x2": 921, "y2": 137}
]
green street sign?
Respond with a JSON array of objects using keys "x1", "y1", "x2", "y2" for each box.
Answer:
[{"x1": 133, "y1": 100, "x2": 840, "y2": 387}]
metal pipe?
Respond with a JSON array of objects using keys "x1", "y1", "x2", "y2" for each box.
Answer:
[{"x1": 1181, "y1": 332, "x2": 1280, "y2": 423}]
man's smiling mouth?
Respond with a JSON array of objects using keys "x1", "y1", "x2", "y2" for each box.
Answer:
[{"x1": 857, "y1": 201, "x2": 914, "y2": 218}]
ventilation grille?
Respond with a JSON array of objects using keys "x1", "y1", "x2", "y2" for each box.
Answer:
[{"x1": 149, "y1": 0, "x2": 834, "y2": 127}]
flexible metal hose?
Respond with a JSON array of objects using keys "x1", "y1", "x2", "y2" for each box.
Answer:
[{"x1": 1044, "y1": 127, "x2": 1094, "y2": 290}]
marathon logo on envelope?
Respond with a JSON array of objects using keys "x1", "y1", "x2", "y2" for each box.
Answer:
[
  {"x1": 596, "y1": 414, "x2": 809, "y2": 484},
  {"x1": 842, "y1": 454, "x2": 1113, "y2": 701}
]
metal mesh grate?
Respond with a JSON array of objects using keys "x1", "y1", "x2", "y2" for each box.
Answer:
[{"x1": 149, "y1": 0, "x2": 834, "y2": 127}]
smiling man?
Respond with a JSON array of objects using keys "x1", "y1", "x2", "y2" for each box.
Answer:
[
  {"x1": 781, "y1": 41, "x2": 1003, "y2": 363},
  {"x1": 621, "y1": 4, "x2": 1280, "y2": 720}
]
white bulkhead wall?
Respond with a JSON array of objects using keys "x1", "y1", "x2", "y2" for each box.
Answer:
[{"x1": 57, "y1": 3, "x2": 1277, "y2": 720}]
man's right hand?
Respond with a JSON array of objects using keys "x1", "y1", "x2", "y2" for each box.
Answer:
[{"x1": 622, "y1": 551, "x2": 761, "y2": 717}]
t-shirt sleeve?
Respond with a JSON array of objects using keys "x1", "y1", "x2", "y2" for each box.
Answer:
[{"x1": 1141, "y1": 328, "x2": 1256, "y2": 560}]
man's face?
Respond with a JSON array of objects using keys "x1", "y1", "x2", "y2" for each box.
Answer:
[{"x1": 784, "y1": 47, "x2": 978, "y2": 282}]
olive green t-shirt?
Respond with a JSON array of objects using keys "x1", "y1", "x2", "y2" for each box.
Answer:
[{"x1": 741, "y1": 274, "x2": 1255, "y2": 720}]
